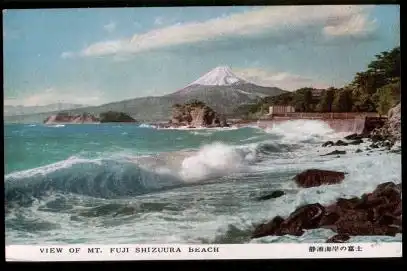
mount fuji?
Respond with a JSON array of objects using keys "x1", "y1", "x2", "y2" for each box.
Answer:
[
  {"x1": 165, "y1": 66, "x2": 287, "y2": 115},
  {"x1": 5, "y1": 67, "x2": 287, "y2": 123}
]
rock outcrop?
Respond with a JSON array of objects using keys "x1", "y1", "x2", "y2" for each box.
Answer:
[
  {"x1": 251, "y1": 181, "x2": 402, "y2": 242},
  {"x1": 44, "y1": 112, "x2": 99, "y2": 124},
  {"x1": 256, "y1": 190, "x2": 286, "y2": 201},
  {"x1": 369, "y1": 103, "x2": 401, "y2": 144},
  {"x1": 293, "y1": 169, "x2": 346, "y2": 188},
  {"x1": 362, "y1": 117, "x2": 387, "y2": 136},
  {"x1": 169, "y1": 100, "x2": 229, "y2": 128}
]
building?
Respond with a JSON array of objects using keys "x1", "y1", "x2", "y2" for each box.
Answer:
[{"x1": 268, "y1": 105, "x2": 295, "y2": 115}]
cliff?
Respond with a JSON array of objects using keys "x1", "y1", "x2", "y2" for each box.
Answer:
[{"x1": 169, "y1": 100, "x2": 228, "y2": 128}]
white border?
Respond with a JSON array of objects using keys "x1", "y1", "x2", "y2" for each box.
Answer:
[{"x1": 5, "y1": 243, "x2": 403, "y2": 261}]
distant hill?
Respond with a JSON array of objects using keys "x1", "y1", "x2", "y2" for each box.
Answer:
[
  {"x1": 4, "y1": 66, "x2": 287, "y2": 123},
  {"x1": 4, "y1": 103, "x2": 89, "y2": 117}
]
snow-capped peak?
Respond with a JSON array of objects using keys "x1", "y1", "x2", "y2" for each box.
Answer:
[{"x1": 186, "y1": 66, "x2": 248, "y2": 87}]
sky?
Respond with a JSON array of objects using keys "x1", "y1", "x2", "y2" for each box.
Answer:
[{"x1": 3, "y1": 5, "x2": 400, "y2": 107}]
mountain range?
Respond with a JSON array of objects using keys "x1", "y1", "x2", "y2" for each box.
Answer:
[{"x1": 4, "y1": 66, "x2": 287, "y2": 123}]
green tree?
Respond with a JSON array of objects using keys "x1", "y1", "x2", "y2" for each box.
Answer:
[
  {"x1": 99, "y1": 111, "x2": 136, "y2": 123},
  {"x1": 376, "y1": 85, "x2": 394, "y2": 116},
  {"x1": 293, "y1": 88, "x2": 314, "y2": 112},
  {"x1": 186, "y1": 100, "x2": 206, "y2": 108},
  {"x1": 350, "y1": 46, "x2": 400, "y2": 112},
  {"x1": 316, "y1": 88, "x2": 335, "y2": 112},
  {"x1": 332, "y1": 89, "x2": 354, "y2": 112},
  {"x1": 351, "y1": 92, "x2": 376, "y2": 112}
]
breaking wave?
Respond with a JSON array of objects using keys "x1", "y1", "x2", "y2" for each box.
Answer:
[
  {"x1": 4, "y1": 140, "x2": 293, "y2": 206},
  {"x1": 4, "y1": 157, "x2": 183, "y2": 206}
]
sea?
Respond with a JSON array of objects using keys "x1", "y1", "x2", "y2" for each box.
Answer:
[{"x1": 4, "y1": 120, "x2": 402, "y2": 245}]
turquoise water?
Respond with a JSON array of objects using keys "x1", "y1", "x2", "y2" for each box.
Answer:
[
  {"x1": 5, "y1": 124, "x2": 268, "y2": 174},
  {"x1": 4, "y1": 121, "x2": 402, "y2": 244}
]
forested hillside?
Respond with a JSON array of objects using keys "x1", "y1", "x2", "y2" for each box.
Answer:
[{"x1": 237, "y1": 46, "x2": 400, "y2": 118}]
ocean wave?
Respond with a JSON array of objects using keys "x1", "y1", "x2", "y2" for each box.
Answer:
[
  {"x1": 4, "y1": 139, "x2": 293, "y2": 206},
  {"x1": 264, "y1": 119, "x2": 339, "y2": 143},
  {"x1": 5, "y1": 157, "x2": 184, "y2": 205},
  {"x1": 179, "y1": 141, "x2": 293, "y2": 182}
]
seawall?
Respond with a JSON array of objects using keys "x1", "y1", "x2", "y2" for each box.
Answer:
[{"x1": 233, "y1": 113, "x2": 387, "y2": 135}]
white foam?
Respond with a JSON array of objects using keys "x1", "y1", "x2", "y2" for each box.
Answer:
[
  {"x1": 160, "y1": 126, "x2": 240, "y2": 131},
  {"x1": 179, "y1": 142, "x2": 254, "y2": 182},
  {"x1": 265, "y1": 119, "x2": 344, "y2": 143},
  {"x1": 138, "y1": 123, "x2": 155, "y2": 128}
]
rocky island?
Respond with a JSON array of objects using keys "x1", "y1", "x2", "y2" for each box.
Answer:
[
  {"x1": 167, "y1": 100, "x2": 229, "y2": 128},
  {"x1": 99, "y1": 111, "x2": 137, "y2": 123},
  {"x1": 43, "y1": 111, "x2": 137, "y2": 124}
]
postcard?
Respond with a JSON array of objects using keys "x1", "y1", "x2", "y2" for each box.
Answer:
[{"x1": 4, "y1": 4, "x2": 401, "y2": 261}]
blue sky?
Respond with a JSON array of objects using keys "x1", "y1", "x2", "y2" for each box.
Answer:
[{"x1": 3, "y1": 5, "x2": 400, "y2": 106}]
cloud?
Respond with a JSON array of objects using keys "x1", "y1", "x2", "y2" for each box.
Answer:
[
  {"x1": 234, "y1": 68, "x2": 331, "y2": 91},
  {"x1": 104, "y1": 21, "x2": 116, "y2": 33},
  {"x1": 4, "y1": 87, "x2": 106, "y2": 106},
  {"x1": 75, "y1": 5, "x2": 376, "y2": 58},
  {"x1": 323, "y1": 14, "x2": 377, "y2": 37}
]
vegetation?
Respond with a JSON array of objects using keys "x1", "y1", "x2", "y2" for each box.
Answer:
[
  {"x1": 316, "y1": 88, "x2": 335, "y2": 112},
  {"x1": 99, "y1": 111, "x2": 136, "y2": 123},
  {"x1": 332, "y1": 88, "x2": 354, "y2": 112},
  {"x1": 237, "y1": 46, "x2": 400, "y2": 118}
]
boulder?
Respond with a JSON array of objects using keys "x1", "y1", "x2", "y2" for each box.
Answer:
[
  {"x1": 344, "y1": 133, "x2": 363, "y2": 141},
  {"x1": 321, "y1": 150, "x2": 347, "y2": 156},
  {"x1": 293, "y1": 169, "x2": 346, "y2": 188},
  {"x1": 252, "y1": 216, "x2": 285, "y2": 239},
  {"x1": 256, "y1": 190, "x2": 285, "y2": 201},
  {"x1": 355, "y1": 149, "x2": 363, "y2": 153},
  {"x1": 369, "y1": 143, "x2": 380, "y2": 149},
  {"x1": 252, "y1": 204, "x2": 325, "y2": 238},
  {"x1": 348, "y1": 139, "x2": 363, "y2": 145},
  {"x1": 322, "y1": 141, "x2": 334, "y2": 147},
  {"x1": 334, "y1": 140, "x2": 348, "y2": 146},
  {"x1": 326, "y1": 234, "x2": 350, "y2": 243}
]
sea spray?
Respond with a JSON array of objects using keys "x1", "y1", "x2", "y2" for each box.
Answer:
[
  {"x1": 179, "y1": 142, "x2": 254, "y2": 182},
  {"x1": 265, "y1": 119, "x2": 336, "y2": 143}
]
